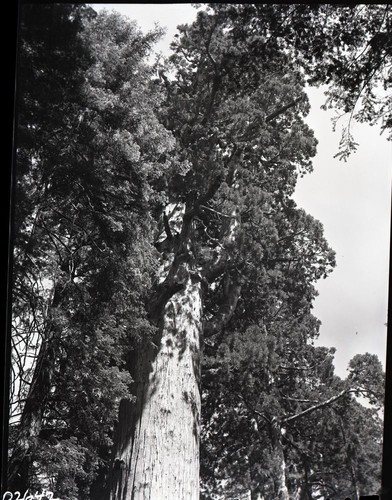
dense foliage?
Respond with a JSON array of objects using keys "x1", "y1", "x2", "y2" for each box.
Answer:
[
  {"x1": 7, "y1": 4, "x2": 385, "y2": 499},
  {"x1": 213, "y1": 3, "x2": 391, "y2": 160},
  {"x1": 9, "y1": 4, "x2": 178, "y2": 496},
  {"x1": 287, "y1": 4, "x2": 391, "y2": 160}
]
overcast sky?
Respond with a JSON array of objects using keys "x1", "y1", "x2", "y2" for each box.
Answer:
[{"x1": 91, "y1": 4, "x2": 391, "y2": 379}]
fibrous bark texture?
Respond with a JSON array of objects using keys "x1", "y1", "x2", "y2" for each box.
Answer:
[
  {"x1": 271, "y1": 418, "x2": 290, "y2": 500},
  {"x1": 110, "y1": 271, "x2": 202, "y2": 500}
]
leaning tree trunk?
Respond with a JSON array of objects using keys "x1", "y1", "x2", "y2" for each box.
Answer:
[{"x1": 110, "y1": 261, "x2": 202, "y2": 500}]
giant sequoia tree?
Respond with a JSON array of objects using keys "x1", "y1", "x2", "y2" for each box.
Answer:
[
  {"x1": 8, "y1": 4, "x2": 178, "y2": 497},
  {"x1": 108, "y1": 5, "x2": 337, "y2": 499},
  {"x1": 8, "y1": 3, "x2": 385, "y2": 499}
]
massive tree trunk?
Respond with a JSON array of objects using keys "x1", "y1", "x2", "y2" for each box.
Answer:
[
  {"x1": 110, "y1": 262, "x2": 202, "y2": 500},
  {"x1": 271, "y1": 418, "x2": 290, "y2": 500},
  {"x1": 109, "y1": 175, "x2": 241, "y2": 498}
]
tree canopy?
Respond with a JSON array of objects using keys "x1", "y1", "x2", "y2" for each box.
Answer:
[
  {"x1": 6, "y1": 4, "x2": 386, "y2": 499},
  {"x1": 9, "y1": 5, "x2": 177, "y2": 495},
  {"x1": 211, "y1": 3, "x2": 391, "y2": 159}
]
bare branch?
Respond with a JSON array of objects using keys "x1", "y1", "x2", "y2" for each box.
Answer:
[{"x1": 282, "y1": 388, "x2": 353, "y2": 425}]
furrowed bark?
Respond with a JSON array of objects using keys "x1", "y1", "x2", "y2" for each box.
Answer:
[
  {"x1": 271, "y1": 417, "x2": 290, "y2": 500},
  {"x1": 109, "y1": 206, "x2": 202, "y2": 500},
  {"x1": 109, "y1": 147, "x2": 244, "y2": 498},
  {"x1": 110, "y1": 270, "x2": 202, "y2": 500}
]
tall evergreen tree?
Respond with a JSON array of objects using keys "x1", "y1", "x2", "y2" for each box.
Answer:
[
  {"x1": 108, "y1": 5, "x2": 335, "y2": 499},
  {"x1": 8, "y1": 4, "x2": 385, "y2": 499},
  {"x1": 9, "y1": 5, "x2": 178, "y2": 497},
  {"x1": 201, "y1": 332, "x2": 384, "y2": 499}
]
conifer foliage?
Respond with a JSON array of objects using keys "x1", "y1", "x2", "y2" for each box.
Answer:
[
  {"x1": 7, "y1": 3, "x2": 385, "y2": 499},
  {"x1": 9, "y1": 4, "x2": 177, "y2": 497}
]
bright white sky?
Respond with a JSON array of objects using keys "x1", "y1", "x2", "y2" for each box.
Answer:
[{"x1": 91, "y1": 4, "x2": 391, "y2": 379}]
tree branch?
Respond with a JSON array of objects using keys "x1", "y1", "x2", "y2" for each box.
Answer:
[
  {"x1": 158, "y1": 69, "x2": 172, "y2": 95},
  {"x1": 184, "y1": 173, "x2": 224, "y2": 220},
  {"x1": 282, "y1": 388, "x2": 353, "y2": 425},
  {"x1": 200, "y1": 13, "x2": 219, "y2": 71},
  {"x1": 199, "y1": 204, "x2": 231, "y2": 218},
  {"x1": 163, "y1": 213, "x2": 173, "y2": 240},
  {"x1": 266, "y1": 96, "x2": 304, "y2": 122}
]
